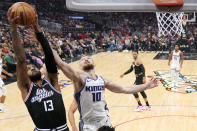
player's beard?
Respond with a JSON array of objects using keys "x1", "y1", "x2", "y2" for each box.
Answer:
[
  {"x1": 29, "y1": 71, "x2": 42, "y2": 82},
  {"x1": 83, "y1": 64, "x2": 94, "y2": 71}
]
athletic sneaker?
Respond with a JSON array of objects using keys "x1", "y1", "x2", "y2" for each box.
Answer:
[
  {"x1": 134, "y1": 106, "x2": 144, "y2": 112},
  {"x1": 0, "y1": 107, "x2": 8, "y2": 113},
  {"x1": 145, "y1": 106, "x2": 151, "y2": 111}
]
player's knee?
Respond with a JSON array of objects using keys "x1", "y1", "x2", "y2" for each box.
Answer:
[
  {"x1": 140, "y1": 91, "x2": 147, "y2": 98},
  {"x1": 1, "y1": 86, "x2": 7, "y2": 96},
  {"x1": 133, "y1": 93, "x2": 139, "y2": 98}
]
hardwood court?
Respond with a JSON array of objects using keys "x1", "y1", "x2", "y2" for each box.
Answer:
[{"x1": 0, "y1": 52, "x2": 197, "y2": 131}]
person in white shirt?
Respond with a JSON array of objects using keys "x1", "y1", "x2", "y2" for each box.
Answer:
[
  {"x1": 168, "y1": 44, "x2": 184, "y2": 87},
  {"x1": 0, "y1": 51, "x2": 13, "y2": 112}
]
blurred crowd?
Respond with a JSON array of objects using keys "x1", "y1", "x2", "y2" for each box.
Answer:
[{"x1": 1, "y1": 0, "x2": 197, "y2": 84}]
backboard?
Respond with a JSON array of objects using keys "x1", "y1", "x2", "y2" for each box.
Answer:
[{"x1": 66, "y1": 0, "x2": 197, "y2": 12}]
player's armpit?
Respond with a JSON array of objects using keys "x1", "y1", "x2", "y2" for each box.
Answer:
[{"x1": 47, "y1": 73, "x2": 60, "y2": 92}]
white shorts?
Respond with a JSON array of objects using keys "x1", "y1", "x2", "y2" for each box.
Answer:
[
  {"x1": 80, "y1": 116, "x2": 112, "y2": 131},
  {"x1": 171, "y1": 64, "x2": 180, "y2": 71},
  {"x1": 0, "y1": 79, "x2": 6, "y2": 96}
]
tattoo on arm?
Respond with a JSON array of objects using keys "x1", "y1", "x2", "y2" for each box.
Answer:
[{"x1": 11, "y1": 27, "x2": 30, "y2": 92}]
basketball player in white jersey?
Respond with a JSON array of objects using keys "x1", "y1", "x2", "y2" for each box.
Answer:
[
  {"x1": 52, "y1": 50, "x2": 158, "y2": 131},
  {"x1": 0, "y1": 51, "x2": 13, "y2": 112},
  {"x1": 168, "y1": 44, "x2": 184, "y2": 87}
]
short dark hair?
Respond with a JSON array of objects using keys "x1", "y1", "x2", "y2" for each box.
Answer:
[
  {"x1": 10, "y1": 50, "x2": 14, "y2": 53},
  {"x1": 174, "y1": 43, "x2": 180, "y2": 47},
  {"x1": 98, "y1": 126, "x2": 115, "y2": 131}
]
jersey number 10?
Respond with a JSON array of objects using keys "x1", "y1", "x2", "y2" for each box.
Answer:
[{"x1": 92, "y1": 92, "x2": 101, "y2": 102}]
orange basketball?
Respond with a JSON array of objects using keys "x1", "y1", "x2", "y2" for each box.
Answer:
[{"x1": 9, "y1": 2, "x2": 36, "y2": 26}]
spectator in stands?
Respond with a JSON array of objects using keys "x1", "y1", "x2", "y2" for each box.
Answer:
[
  {"x1": 1, "y1": 44, "x2": 9, "y2": 54},
  {"x1": 124, "y1": 37, "x2": 131, "y2": 50},
  {"x1": 4, "y1": 50, "x2": 16, "y2": 73}
]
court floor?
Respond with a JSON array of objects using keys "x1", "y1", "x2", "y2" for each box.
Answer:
[{"x1": 0, "y1": 52, "x2": 197, "y2": 131}]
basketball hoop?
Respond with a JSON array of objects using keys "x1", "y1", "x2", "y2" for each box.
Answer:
[
  {"x1": 153, "y1": 0, "x2": 185, "y2": 37},
  {"x1": 156, "y1": 11, "x2": 185, "y2": 37}
]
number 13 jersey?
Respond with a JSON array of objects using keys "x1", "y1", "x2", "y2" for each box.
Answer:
[
  {"x1": 24, "y1": 79, "x2": 68, "y2": 130},
  {"x1": 75, "y1": 76, "x2": 109, "y2": 123}
]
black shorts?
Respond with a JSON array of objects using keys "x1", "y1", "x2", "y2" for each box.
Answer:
[
  {"x1": 34, "y1": 128, "x2": 69, "y2": 131},
  {"x1": 34, "y1": 123, "x2": 69, "y2": 131},
  {"x1": 134, "y1": 75, "x2": 144, "y2": 85}
]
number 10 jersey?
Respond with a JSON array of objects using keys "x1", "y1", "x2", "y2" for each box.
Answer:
[{"x1": 75, "y1": 76, "x2": 110, "y2": 124}]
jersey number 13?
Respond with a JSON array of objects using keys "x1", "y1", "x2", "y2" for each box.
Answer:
[{"x1": 44, "y1": 100, "x2": 54, "y2": 112}]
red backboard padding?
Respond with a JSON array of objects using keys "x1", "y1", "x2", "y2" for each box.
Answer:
[{"x1": 153, "y1": 0, "x2": 184, "y2": 6}]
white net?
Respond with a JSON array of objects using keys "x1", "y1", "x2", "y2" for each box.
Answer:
[{"x1": 156, "y1": 12, "x2": 185, "y2": 37}]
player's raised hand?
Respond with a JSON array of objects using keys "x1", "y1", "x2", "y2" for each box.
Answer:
[
  {"x1": 32, "y1": 13, "x2": 42, "y2": 33},
  {"x1": 7, "y1": 7, "x2": 19, "y2": 27},
  {"x1": 146, "y1": 76, "x2": 159, "y2": 89}
]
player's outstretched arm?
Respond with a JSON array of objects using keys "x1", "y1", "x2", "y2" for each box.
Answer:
[
  {"x1": 32, "y1": 16, "x2": 59, "y2": 90},
  {"x1": 8, "y1": 9, "x2": 30, "y2": 99},
  {"x1": 120, "y1": 65, "x2": 133, "y2": 78},
  {"x1": 52, "y1": 50, "x2": 80, "y2": 82},
  {"x1": 105, "y1": 77, "x2": 158, "y2": 94},
  {"x1": 68, "y1": 99, "x2": 78, "y2": 131}
]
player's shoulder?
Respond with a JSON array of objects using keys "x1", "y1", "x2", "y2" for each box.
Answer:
[{"x1": 178, "y1": 50, "x2": 183, "y2": 54}]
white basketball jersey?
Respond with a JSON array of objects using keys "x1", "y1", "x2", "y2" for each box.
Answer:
[
  {"x1": 172, "y1": 50, "x2": 181, "y2": 67},
  {"x1": 75, "y1": 76, "x2": 109, "y2": 123}
]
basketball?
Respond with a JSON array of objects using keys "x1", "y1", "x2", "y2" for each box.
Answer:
[{"x1": 8, "y1": 2, "x2": 36, "y2": 26}]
